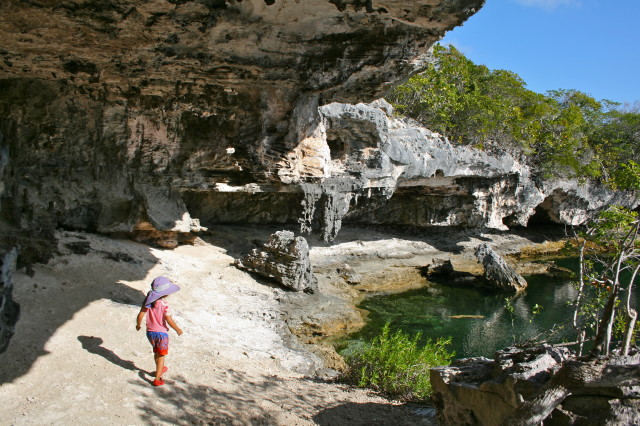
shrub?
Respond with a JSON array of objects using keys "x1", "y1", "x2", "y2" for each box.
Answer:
[{"x1": 341, "y1": 323, "x2": 455, "y2": 401}]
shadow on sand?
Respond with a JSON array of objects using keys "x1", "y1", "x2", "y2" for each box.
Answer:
[
  {"x1": 134, "y1": 369, "x2": 433, "y2": 425},
  {"x1": 0, "y1": 233, "x2": 154, "y2": 384},
  {"x1": 78, "y1": 335, "x2": 144, "y2": 373}
]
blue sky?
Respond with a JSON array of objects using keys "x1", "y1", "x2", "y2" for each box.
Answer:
[{"x1": 442, "y1": 0, "x2": 640, "y2": 106}]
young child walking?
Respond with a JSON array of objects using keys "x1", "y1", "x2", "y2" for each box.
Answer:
[{"x1": 136, "y1": 276, "x2": 183, "y2": 386}]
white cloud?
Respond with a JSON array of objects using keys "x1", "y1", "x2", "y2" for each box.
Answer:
[{"x1": 511, "y1": 0, "x2": 580, "y2": 10}]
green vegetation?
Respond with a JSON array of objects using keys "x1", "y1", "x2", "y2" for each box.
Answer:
[
  {"x1": 387, "y1": 44, "x2": 640, "y2": 181},
  {"x1": 568, "y1": 205, "x2": 640, "y2": 356},
  {"x1": 342, "y1": 44, "x2": 640, "y2": 399},
  {"x1": 340, "y1": 323, "x2": 454, "y2": 401}
]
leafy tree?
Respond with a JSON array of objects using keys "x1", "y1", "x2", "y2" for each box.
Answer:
[
  {"x1": 387, "y1": 44, "x2": 640, "y2": 183},
  {"x1": 590, "y1": 103, "x2": 640, "y2": 175},
  {"x1": 388, "y1": 44, "x2": 544, "y2": 150}
]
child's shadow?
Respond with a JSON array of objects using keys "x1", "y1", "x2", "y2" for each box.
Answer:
[{"x1": 78, "y1": 335, "x2": 152, "y2": 381}]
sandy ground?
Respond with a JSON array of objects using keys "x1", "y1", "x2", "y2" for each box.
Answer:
[
  {"x1": 0, "y1": 225, "x2": 564, "y2": 425},
  {"x1": 0, "y1": 228, "x2": 446, "y2": 425}
]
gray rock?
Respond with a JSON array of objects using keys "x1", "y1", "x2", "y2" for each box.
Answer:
[
  {"x1": 0, "y1": 1, "x2": 637, "y2": 258},
  {"x1": 424, "y1": 259, "x2": 455, "y2": 277},
  {"x1": 336, "y1": 264, "x2": 362, "y2": 285},
  {"x1": 431, "y1": 345, "x2": 640, "y2": 426},
  {"x1": 0, "y1": 247, "x2": 20, "y2": 353},
  {"x1": 475, "y1": 243, "x2": 527, "y2": 293},
  {"x1": 0, "y1": 0, "x2": 485, "y2": 253},
  {"x1": 235, "y1": 231, "x2": 318, "y2": 293}
]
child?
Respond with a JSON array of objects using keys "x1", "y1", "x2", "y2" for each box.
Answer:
[{"x1": 136, "y1": 276, "x2": 183, "y2": 386}]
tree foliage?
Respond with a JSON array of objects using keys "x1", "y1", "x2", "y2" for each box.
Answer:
[{"x1": 387, "y1": 44, "x2": 640, "y2": 182}]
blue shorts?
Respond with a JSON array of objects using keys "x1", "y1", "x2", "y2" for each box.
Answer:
[{"x1": 146, "y1": 331, "x2": 169, "y2": 356}]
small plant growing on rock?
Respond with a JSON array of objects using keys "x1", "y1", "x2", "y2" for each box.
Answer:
[{"x1": 341, "y1": 323, "x2": 454, "y2": 401}]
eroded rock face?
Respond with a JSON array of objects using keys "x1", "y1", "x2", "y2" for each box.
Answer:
[
  {"x1": 430, "y1": 346, "x2": 640, "y2": 426},
  {"x1": 296, "y1": 101, "x2": 638, "y2": 240},
  {"x1": 0, "y1": 0, "x2": 484, "y2": 249},
  {"x1": 2, "y1": 0, "x2": 635, "y2": 256},
  {"x1": 0, "y1": 247, "x2": 20, "y2": 353}
]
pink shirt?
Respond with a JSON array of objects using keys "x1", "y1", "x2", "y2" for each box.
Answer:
[{"x1": 146, "y1": 299, "x2": 173, "y2": 333}]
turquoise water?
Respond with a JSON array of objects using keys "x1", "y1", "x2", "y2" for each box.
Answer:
[{"x1": 342, "y1": 260, "x2": 581, "y2": 359}]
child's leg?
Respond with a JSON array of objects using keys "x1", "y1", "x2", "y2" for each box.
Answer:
[
  {"x1": 154, "y1": 353, "x2": 166, "y2": 381},
  {"x1": 147, "y1": 331, "x2": 169, "y2": 384}
]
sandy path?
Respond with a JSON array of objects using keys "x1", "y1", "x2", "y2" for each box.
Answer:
[{"x1": 0, "y1": 230, "x2": 435, "y2": 425}]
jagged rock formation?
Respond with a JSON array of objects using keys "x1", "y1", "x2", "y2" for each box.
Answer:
[
  {"x1": 315, "y1": 102, "x2": 639, "y2": 236},
  {"x1": 189, "y1": 100, "x2": 638, "y2": 244},
  {"x1": 431, "y1": 345, "x2": 573, "y2": 425},
  {"x1": 235, "y1": 230, "x2": 317, "y2": 293},
  {"x1": 1, "y1": 0, "x2": 636, "y2": 252},
  {"x1": 0, "y1": 0, "x2": 484, "y2": 252},
  {"x1": 0, "y1": 247, "x2": 19, "y2": 353},
  {"x1": 431, "y1": 345, "x2": 640, "y2": 425},
  {"x1": 475, "y1": 243, "x2": 527, "y2": 292}
]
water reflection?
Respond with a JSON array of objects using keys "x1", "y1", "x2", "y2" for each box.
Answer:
[{"x1": 345, "y1": 274, "x2": 580, "y2": 359}]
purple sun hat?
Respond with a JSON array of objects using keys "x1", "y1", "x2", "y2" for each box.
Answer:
[{"x1": 143, "y1": 276, "x2": 180, "y2": 308}]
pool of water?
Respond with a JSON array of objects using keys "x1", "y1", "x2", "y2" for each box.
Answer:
[{"x1": 341, "y1": 259, "x2": 581, "y2": 359}]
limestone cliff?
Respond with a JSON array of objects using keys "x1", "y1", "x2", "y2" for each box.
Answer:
[
  {"x1": 0, "y1": 0, "x2": 484, "y2": 254},
  {"x1": 2, "y1": 0, "x2": 632, "y2": 254},
  {"x1": 0, "y1": 0, "x2": 636, "y2": 254},
  {"x1": 309, "y1": 101, "x2": 638, "y2": 238}
]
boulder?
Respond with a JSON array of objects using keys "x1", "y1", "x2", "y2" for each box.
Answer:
[
  {"x1": 420, "y1": 258, "x2": 478, "y2": 286},
  {"x1": 336, "y1": 263, "x2": 362, "y2": 285},
  {"x1": 475, "y1": 243, "x2": 527, "y2": 292},
  {"x1": 431, "y1": 345, "x2": 640, "y2": 426},
  {"x1": 235, "y1": 231, "x2": 318, "y2": 293}
]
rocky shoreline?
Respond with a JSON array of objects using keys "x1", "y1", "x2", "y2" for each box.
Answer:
[{"x1": 268, "y1": 223, "x2": 571, "y2": 371}]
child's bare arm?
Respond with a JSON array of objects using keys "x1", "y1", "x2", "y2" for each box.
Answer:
[
  {"x1": 165, "y1": 315, "x2": 183, "y2": 335},
  {"x1": 136, "y1": 307, "x2": 147, "y2": 331}
]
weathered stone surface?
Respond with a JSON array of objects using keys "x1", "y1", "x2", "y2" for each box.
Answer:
[
  {"x1": 0, "y1": 247, "x2": 20, "y2": 353},
  {"x1": 0, "y1": 0, "x2": 485, "y2": 252},
  {"x1": 474, "y1": 243, "x2": 527, "y2": 292},
  {"x1": 235, "y1": 230, "x2": 318, "y2": 293},
  {"x1": 431, "y1": 345, "x2": 640, "y2": 426},
  {"x1": 1, "y1": 0, "x2": 637, "y2": 258},
  {"x1": 421, "y1": 258, "x2": 478, "y2": 286},
  {"x1": 317, "y1": 101, "x2": 639, "y2": 237},
  {"x1": 336, "y1": 263, "x2": 362, "y2": 285},
  {"x1": 431, "y1": 345, "x2": 574, "y2": 425}
]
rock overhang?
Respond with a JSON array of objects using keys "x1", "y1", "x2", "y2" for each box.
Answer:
[{"x1": 0, "y1": 0, "x2": 487, "y2": 247}]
